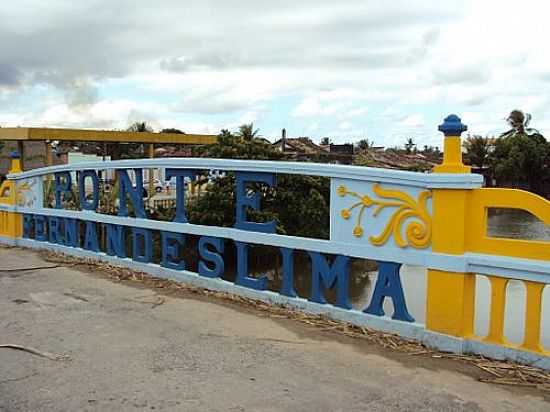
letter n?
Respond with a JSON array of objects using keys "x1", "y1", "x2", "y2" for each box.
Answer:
[
  {"x1": 117, "y1": 169, "x2": 145, "y2": 218},
  {"x1": 106, "y1": 224, "x2": 126, "y2": 258}
]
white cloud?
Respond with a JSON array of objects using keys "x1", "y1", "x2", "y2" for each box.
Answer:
[
  {"x1": 1, "y1": 0, "x2": 550, "y2": 142},
  {"x1": 307, "y1": 122, "x2": 319, "y2": 132},
  {"x1": 339, "y1": 121, "x2": 353, "y2": 131},
  {"x1": 401, "y1": 114, "x2": 425, "y2": 128}
]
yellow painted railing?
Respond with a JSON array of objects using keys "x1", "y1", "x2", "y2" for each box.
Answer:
[{"x1": 427, "y1": 115, "x2": 549, "y2": 357}]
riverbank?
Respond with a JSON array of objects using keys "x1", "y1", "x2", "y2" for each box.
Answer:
[{"x1": 1, "y1": 247, "x2": 549, "y2": 411}]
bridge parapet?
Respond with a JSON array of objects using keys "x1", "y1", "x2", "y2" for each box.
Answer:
[{"x1": 1, "y1": 115, "x2": 549, "y2": 367}]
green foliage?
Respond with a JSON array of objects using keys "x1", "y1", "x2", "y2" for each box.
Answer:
[
  {"x1": 356, "y1": 139, "x2": 373, "y2": 150},
  {"x1": 188, "y1": 128, "x2": 330, "y2": 239},
  {"x1": 404, "y1": 138, "x2": 416, "y2": 154},
  {"x1": 269, "y1": 174, "x2": 330, "y2": 238},
  {"x1": 463, "y1": 135, "x2": 493, "y2": 168},
  {"x1": 490, "y1": 133, "x2": 549, "y2": 193},
  {"x1": 161, "y1": 128, "x2": 184, "y2": 134},
  {"x1": 127, "y1": 122, "x2": 153, "y2": 133},
  {"x1": 236, "y1": 123, "x2": 260, "y2": 141},
  {"x1": 193, "y1": 129, "x2": 283, "y2": 160}
]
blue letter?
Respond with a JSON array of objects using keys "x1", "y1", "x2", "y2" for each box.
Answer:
[
  {"x1": 106, "y1": 224, "x2": 126, "y2": 258},
  {"x1": 118, "y1": 169, "x2": 146, "y2": 218},
  {"x1": 132, "y1": 227, "x2": 152, "y2": 263},
  {"x1": 364, "y1": 261, "x2": 414, "y2": 322},
  {"x1": 23, "y1": 214, "x2": 34, "y2": 238},
  {"x1": 54, "y1": 172, "x2": 72, "y2": 209},
  {"x1": 64, "y1": 218, "x2": 79, "y2": 248},
  {"x1": 79, "y1": 170, "x2": 99, "y2": 211},
  {"x1": 161, "y1": 231, "x2": 185, "y2": 270},
  {"x1": 48, "y1": 216, "x2": 62, "y2": 244},
  {"x1": 308, "y1": 252, "x2": 351, "y2": 309},
  {"x1": 34, "y1": 215, "x2": 47, "y2": 241},
  {"x1": 234, "y1": 172, "x2": 276, "y2": 233},
  {"x1": 198, "y1": 236, "x2": 224, "y2": 278},
  {"x1": 165, "y1": 169, "x2": 196, "y2": 223},
  {"x1": 235, "y1": 241, "x2": 267, "y2": 290},
  {"x1": 280, "y1": 247, "x2": 296, "y2": 298},
  {"x1": 83, "y1": 221, "x2": 100, "y2": 252}
]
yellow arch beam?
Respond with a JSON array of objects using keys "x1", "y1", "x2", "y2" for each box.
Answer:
[{"x1": 0, "y1": 127, "x2": 217, "y2": 145}]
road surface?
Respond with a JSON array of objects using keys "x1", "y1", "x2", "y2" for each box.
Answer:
[{"x1": 1, "y1": 247, "x2": 548, "y2": 411}]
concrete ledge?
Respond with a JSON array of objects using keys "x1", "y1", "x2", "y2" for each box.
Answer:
[
  {"x1": 2, "y1": 236, "x2": 549, "y2": 370},
  {"x1": 464, "y1": 339, "x2": 550, "y2": 369}
]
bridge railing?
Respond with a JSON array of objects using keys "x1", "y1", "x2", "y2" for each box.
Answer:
[{"x1": 1, "y1": 114, "x2": 549, "y2": 368}]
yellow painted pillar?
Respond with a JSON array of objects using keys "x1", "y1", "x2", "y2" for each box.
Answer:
[
  {"x1": 0, "y1": 152, "x2": 23, "y2": 239},
  {"x1": 484, "y1": 276, "x2": 509, "y2": 345},
  {"x1": 521, "y1": 281, "x2": 545, "y2": 353},
  {"x1": 426, "y1": 115, "x2": 476, "y2": 338}
]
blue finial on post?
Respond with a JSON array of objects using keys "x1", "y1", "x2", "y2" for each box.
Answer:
[
  {"x1": 438, "y1": 114, "x2": 467, "y2": 137},
  {"x1": 8, "y1": 151, "x2": 23, "y2": 173},
  {"x1": 433, "y1": 114, "x2": 470, "y2": 173}
]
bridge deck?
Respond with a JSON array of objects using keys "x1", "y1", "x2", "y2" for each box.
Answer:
[{"x1": 1, "y1": 247, "x2": 547, "y2": 411}]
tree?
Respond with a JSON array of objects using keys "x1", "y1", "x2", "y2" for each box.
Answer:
[
  {"x1": 501, "y1": 110, "x2": 543, "y2": 138},
  {"x1": 404, "y1": 138, "x2": 416, "y2": 154},
  {"x1": 194, "y1": 129, "x2": 283, "y2": 160},
  {"x1": 491, "y1": 132, "x2": 549, "y2": 194},
  {"x1": 463, "y1": 135, "x2": 493, "y2": 168},
  {"x1": 356, "y1": 139, "x2": 373, "y2": 151},
  {"x1": 489, "y1": 111, "x2": 549, "y2": 194},
  {"x1": 236, "y1": 123, "x2": 260, "y2": 141},
  {"x1": 161, "y1": 128, "x2": 185, "y2": 134},
  {"x1": 127, "y1": 121, "x2": 153, "y2": 133},
  {"x1": 320, "y1": 137, "x2": 331, "y2": 145},
  {"x1": 188, "y1": 127, "x2": 330, "y2": 239}
]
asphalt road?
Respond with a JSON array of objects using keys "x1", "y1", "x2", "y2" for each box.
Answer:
[{"x1": 1, "y1": 247, "x2": 548, "y2": 411}]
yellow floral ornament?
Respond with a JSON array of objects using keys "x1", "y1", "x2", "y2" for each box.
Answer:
[
  {"x1": 336, "y1": 185, "x2": 347, "y2": 197},
  {"x1": 338, "y1": 183, "x2": 432, "y2": 249}
]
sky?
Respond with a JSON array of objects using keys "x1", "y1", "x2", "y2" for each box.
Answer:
[{"x1": 1, "y1": 0, "x2": 550, "y2": 148}]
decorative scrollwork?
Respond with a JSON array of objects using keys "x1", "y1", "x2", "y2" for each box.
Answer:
[{"x1": 337, "y1": 183, "x2": 432, "y2": 249}]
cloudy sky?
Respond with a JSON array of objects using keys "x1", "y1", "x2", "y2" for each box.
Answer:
[{"x1": 1, "y1": 0, "x2": 549, "y2": 147}]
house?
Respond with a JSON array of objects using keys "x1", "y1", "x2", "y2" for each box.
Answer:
[{"x1": 272, "y1": 129, "x2": 353, "y2": 164}]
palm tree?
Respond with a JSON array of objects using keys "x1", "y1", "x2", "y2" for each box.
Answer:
[
  {"x1": 404, "y1": 138, "x2": 416, "y2": 154},
  {"x1": 501, "y1": 110, "x2": 542, "y2": 139},
  {"x1": 356, "y1": 139, "x2": 373, "y2": 150},
  {"x1": 463, "y1": 135, "x2": 494, "y2": 168},
  {"x1": 237, "y1": 123, "x2": 260, "y2": 141},
  {"x1": 127, "y1": 122, "x2": 153, "y2": 133}
]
